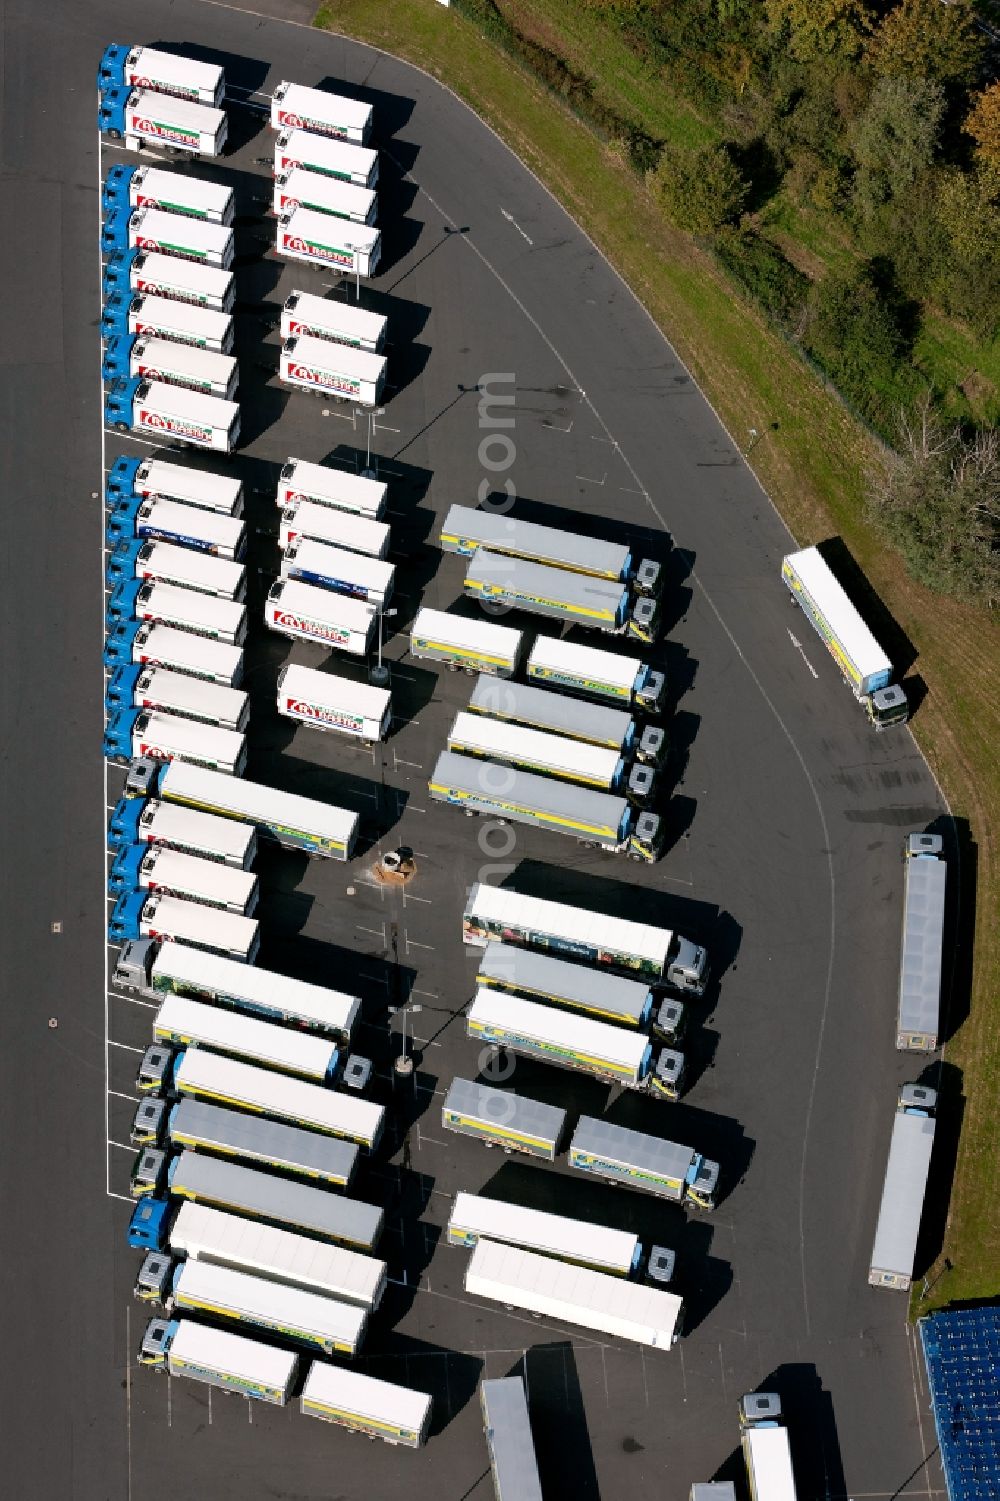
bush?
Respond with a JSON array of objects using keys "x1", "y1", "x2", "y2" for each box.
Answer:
[
  {"x1": 649, "y1": 144, "x2": 749, "y2": 232},
  {"x1": 803, "y1": 262, "x2": 923, "y2": 429},
  {"x1": 713, "y1": 229, "x2": 809, "y2": 331}
]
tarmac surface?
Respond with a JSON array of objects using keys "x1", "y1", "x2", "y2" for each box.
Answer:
[{"x1": 0, "y1": 0, "x2": 951, "y2": 1496}]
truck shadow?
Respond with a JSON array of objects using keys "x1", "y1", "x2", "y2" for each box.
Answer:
[
  {"x1": 928, "y1": 812, "x2": 976, "y2": 1047},
  {"x1": 527, "y1": 1343, "x2": 602, "y2": 1500},
  {"x1": 819, "y1": 536, "x2": 918, "y2": 677},
  {"x1": 758, "y1": 1363, "x2": 847, "y2": 1501},
  {"x1": 913, "y1": 1059, "x2": 964, "y2": 1284}
]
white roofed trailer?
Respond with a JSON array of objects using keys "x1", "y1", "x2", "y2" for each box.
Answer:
[
  {"x1": 410, "y1": 607, "x2": 522, "y2": 678},
  {"x1": 114, "y1": 166, "x2": 234, "y2": 225},
  {"x1": 125, "y1": 459, "x2": 243, "y2": 515},
  {"x1": 447, "y1": 710, "x2": 641, "y2": 797},
  {"x1": 273, "y1": 169, "x2": 377, "y2": 226},
  {"x1": 569, "y1": 1115, "x2": 719, "y2": 1210},
  {"x1": 138, "y1": 1318, "x2": 296, "y2": 1405},
  {"x1": 167, "y1": 1097, "x2": 358, "y2": 1190},
  {"x1": 740, "y1": 1394, "x2": 798, "y2": 1501},
  {"x1": 118, "y1": 540, "x2": 246, "y2": 601},
  {"x1": 112, "y1": 622, "x2": 244, "y2": 686},
  {"x1": 99, "y1": 47, "x2": 225, "y2": 108},
  {"x1": 468, "y1": 673, "x2": 648, "y2": 758},
  {"x1": 270, "y1": 82, "x2": 373, "y2": 144},
  {"x1": 441, "y1": 503, "x2": 660, "y2": 593},
  {"x1": 281, "y1": 537, "x2": 394, "y2": 608},
  {"x1": 121, "y1": 251, "x2": 233, "y2": 313},
  {"x1": 441, "y1": 1076, "x2": 566, "y2": 1161},
  {"x1": 104, "y1": 710, "x2": 247, "y2": 777},
  {"x1": 277, "y1": 458, "x2": 387, "y2": 518},
  {"x1": 280, "y1": 334, "x2": 386, "y2": 407},
  {"x1": 113, "y1": 799, "x2": 256, "y2": 867},
  {"x1": 121, "y1": 847, "x2": 257, "y2": 914},
  {"x1": 172, "y1": 1049, "x2": 384, "y2": 1150},
  {"x1": 279, "y1": 500, "x2": 390, "y2": 558},
  {"x1": 277, "y1": 664, "x2": 391, "y2": 743},
  {"x1": 448, "y1": 1191, "x2": 641, "y2": 1276},
  {"x1": 478, "y1": 942, "x2": 656, "y2": 1028},
  {"x1": 114, "y1": 893, "x2": 259, "y2": 962},
  {"x1": 125, "y1": 337, "x2": 238, "y2": 401},
  {"x1": 109, "y1": 501, "x2": 244, "y2": 560},
  {"x1": 113, "y1": 381, "x2": 240, "y2": 454},
  {"x1": 168, "y1": 1201, "x2": 387, "y2": 1306},
  {"x1": 168, "y1": 1258, "x2": 367, "y2": 1357},
  {"x1": 481, "y1": 1377, "x2": 544, "y2": 1501},
  {"x1": 118, "y1": 93, "x2": 227, "y2": 159},
  {"x1": 118, "y1": 580, "x2": 247, "y2": 645},
  {"x1": 274, "y1": 128, "x2": 379, "y2": 188},
  {"x1": 527, "y1": 634, "x2": 665, "y2": 714},
  {"x1": 280, "y1": 292, "x2": 386, "y2": 352},
  {"x1": 869, "y1": 1085, "x2": 937, "y2": 1290},
  {"x1": 152, "y1": 995, "x2": 339, "y2": 1083},
  {"x1": 300, "y1": 1364, "x2": 432, "y2": 1447},
  {"x1": 277, "y1": 208, "x2": 381, "y2": 278},
  {"x1": 466, "y1": 1238, "x2": 683, "y2": 1349},
  {"x1": 156, "y1": 759, "x2": 359, "y2": 860},
  {"x1": 123, "y1": 211, "x2": 234, "y2": 271},
  {"x1": 897, "y1": 834, "x2": 947, "y2": 1052},
  {"x1": 114, "y1": 667, "x2": 248, "y2": 731},
  {"x1": 121, "y1": 294, "x2": 234, "y2": 353},
  {"x1": 265, "y1": 578, "x2": 376, "y2": 656}
]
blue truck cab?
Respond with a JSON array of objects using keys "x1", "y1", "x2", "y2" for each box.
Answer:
[
  {"x1": 105, "y1": 377, "x2": 143, "y2": 434},
  {"x1": 101, "y1": 207, "x2": 133, "y2": 258},
  {"x1": 105, "y1": 663, "x2": 143, "y2": 719},
  {"x1": 104, "y1": 708, "x2": 143, "y2": 765},
  {"x1": 106, "y1": 455, "x2": 144, "y2": 505},
  {"x1": 104, "y1": 249, "x2": 140, "y2": 299},
  {"x1": 109, "y1": 843, "x2": 146, "y2": 897},
  {"x1": 101, "y1": 291, "x2": 132, "y2": 340},
  {"x1": 102, "y1": 334, "x2": 138, "y2": 386},
  {"x1": 97, "y1": 44, "x2": 130, "y2": 95},
  {"x1": 98, "y1": 87, "x2": 131, "y2": 141},
  {"x1": 107, "y1": 578, "x2": 144, "y2": 628},
  {"x1": 104, "y1": 619, "x2": 143, "y2": 669},
  {"x1": 127, "y1": 1195, "x2": 173, "y2": 1252},
  {"x1": 107, "y1": 793, "x2": 147, "y2": 853},
  {"x1": 103, "y1": 164, "x2": 138, "y2": 217},
  {"x1": 107, "y1": 539, "x2": 145, "y2": 588},
  {"x1": 108, "y1": 888, "x2": 147, "y2": 944}
]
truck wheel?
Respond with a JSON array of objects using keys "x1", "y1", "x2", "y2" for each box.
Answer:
[
  {"x1": 107, "y1": 128, "x2": 122, "y2": 141},
  {"x1": 114, "y1": 421, "x2": 129, "y2": 433}
]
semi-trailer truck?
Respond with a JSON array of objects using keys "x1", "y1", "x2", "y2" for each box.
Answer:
[
  {"x1": 105, "y1": 498, "x2": 245, "y2": 561},
  {"x1": 275, "y1": 128, "x2": 379, "y2": 188},
  {"x1": 280, "y1": 334, "x2": 386, "y2": 407},
  {"x1": 104, "y1": 250, "x2": 234, "y2": 314},
  {"x1": 277, "y1": 664, "x2": 391, "y2": 744},
  {"x1": 277, "y1": 208, "x2": 380, "y2": 277},
  {"x1": 104, "y1": 379, "x2": 240, "y2": 455},
  {"x1": 447, "y1": 710, "x2": 655, "y2": 804},
  {"x1": 133, "y1": 757, "x2": 359, "y2": 860},
  {"x1": 740, "y1": 1393, "x2": 798, "y2": 1501},
  {"x1": 265, "y1": 578, "x2": 376, "y2": 656},
  {"x1": 102, "y1": 292, "x2": 234, "y2": 353},
  {"x1": 281, "y1": 536, "x2": 394, "y2": 608},
  {"x1": 105, "y1": 656, "x2": 249, "y2": 730},
  {"x1": 102, "y1": 335, "x2": 238, "y2": 401},
  {"x1": 273, "y1": 169, "x2": 377, "y2": 226},
  {"x1": 526, "y1": 635, "x2": 666, "y2": 713},
  {"x1": 106, "y1": 455, "x2": 243, "y2": 516},
  {"x1": 441, "y1": 1077, "x2": 566, "y2": 1161},
  {"x1": 897, "y1": 833, "x2": 947, "y2": 1052},
  {"x1": 467, "y1": 673, "x2": 666, "y2": 766},
  {"x1": 101, "y1": 210, "x2": 234, "y2": 271},
  {"x1": 107, "y1": 540, "x2": 246, "y2": 603},
  {"x1": 114, "y1": 936, "x2": 361, "y2": 1041},
  {"x1": 106, "y1": 579, "x2": 247, "y2": 645},
  {"x1": 429, "y1": 751, "x2": 664, "y2": 863},
  {"x1": 869, "y1": 1084, "x2": 937, "y2": 1290},
  {"x1": 147, "y1": 995, "x2": 340, "y2": 1083},
  {"x1": 109, "y1": 892, "x2": 259, "y2": 962},
  {"x1": 128, "y1": 1199, "x2": 387, "y2": 1306},
  {"x1": 465, "y1": 1238, "x2": 683, "y2": 1350},
  {"x1": 138, "y1": 1318, "x2": 297, "y2": 1406},
  {"x1": 467, "y1": 989, "x2": 685, "y2": 1099},
  {"x1": 270, "y1": 82, "x2": 373, "y2": 145},
  {"x1": 280, "y1": 293, "x2": 386, "y2": 353},
  {"x1": 463, "y1": 881, "x2": 709, "y2": 993},
  {"x1": 568, "y1": 1115, "x2": 719, "y2": 1210},
  {"x1": 277, "y1": 457, "x2": 387, "y2": 518},
  {"x1": 299, "y1": 1364, "x2": 432, "y2": 1448},
  {"x1": 108, "y1": 796, "x2": 255, "y2": 868},
  {"x1": 98, "y1": 90, "x2": 227, "y2": 158},
  {"x1": 480, "y1": 1377, "x2": 543, "y2": 1501},
  {"x1": 278, "y1": 500, "x2": 390, "y2": 558},
  {"x1": 781, "y1": 546, "x2": 909, "y2": 729},
  {"x1": 465, "y1": 550, "x2": 659, "y2": 646},
  {"x1": 109, "y1": 845, "x2": 258, "y2": 914},
  {"x1": 97, "y1": 45, "x2": 225, "y2": 108},
  {"x1": 103, "y1": 709, "x2": 247, "y2": 777},
  {"x1": 442, "y1": 504, "x2": 662, "y2": 595},
  {"x1": 102, "y1": 165, "x2": 234, "y2": 225},
  {"x1": 138, "y1": 1254, "x2": 366, "y2": 1357},
  {"x1": 478, "y1": 942, "x2": 684, "y2": 1042},
  {"x1": 448, "y1": 1190, "x2": 641, "y2": 1276},
  {"x1": 410, "y1": 608, "x2": 524, "y2": 677},
  {"x1": 103, "y1": 621, "x2": 244, "y2": 688}
]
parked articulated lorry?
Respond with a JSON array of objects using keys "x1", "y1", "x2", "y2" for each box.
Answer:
[
  {"x1": 299, "y1": 1364, "x2": 433, "y2": 1448},
  {"x1": 463, "y1": 881, "x2": 708, "y2": 993},
  {"x1": 280, "y1": 334, "x2": 386, "y2": 407},
  {"x1": 273, "y1": 169, "x2": 376, "y2": 226},
  {"x1": 102, "y1": 210, "x2": 234, "y2": 271},
  {"x1": 410, "y1": 607, "x2": 522, "y2": 678},
  {"x1": 275, "y1": 128, "x2": 378, "y2": 188},
  {"x1": 277, "y1": 457, "x2": 387, "y2": 518},
  {"x1": 108, "y1": 844, "x2": 258, "y2": 914},
  {"x1": 569, "y1": 1115, "x2": 719, "y2": 1210},
  {"x1": 441, "y1": 503, "x2": 662, "y2": 592},
  {"x1": 103, "y1": 621, "x2": 244, "y2": 688},
  {"x1": 781, "y1": 546, "x2": 909, "y2": 729},
  {"x1": 277, "y1": 664, "x2": 391, "y2": 744},
  {"x1": 102, "y1": 335, "x2": 238, "y2": 402},
  {"x1": 108, "y1": 796, "x2": 255, "y2": 868},
  {"x1": 102, "y1": 165, "x2": 234, "y2": 225},
  {"x1": 279, "y1": 500, "x2": 389, "y2": 558},
  {"x1": 108, "y1": 892, "x2": 259, "y2": 963},
  {"x1": 104, "y1": 379, "x2": 240, "y2": 454},
  {"x1": 97, "y1": 45, "x2": 225, "y2": 108},
  {"x1": 106, "y1": 455, "x2": 243, "y2": 516},
  {"x1": 465, "y1": 550, "x2": 659, "y2": 646},
  {"x1": 869, "y1": 1084, "x2": 937, "y2": 1291},
  {"x1": 265, "y1": 578, "x2": 376, "y2": 656},
  {"x1": 106, "y1": 578, "x2": 247, "y2": 645},
  {"x1": 106, "y1": 665, "x2": 248, "y2": 733},
  {"x1": 897, "y1": 833, "x2": 947, "y2": 1052},
  {"x1": 103, "y1": 708, "x2": 247, "y2": 777},
  {"x1": 441, "y1": 1077, "x2": 566, "y2": 1161},
  {"x1": 527, "y1": 634, "x2": 666, "y2": 713},
  {"x1": 480, "y1": 1377, "x2": 543, "y2": 1501},
  {"x1": 281, "y1": 536, "x2": 394, "y2": 608},
  {"x1": 104, "y1": 249, "x2": 234, "y2": 314},
  {"x1": 107, "y1": 539, "x2": 246, "y2": 602},
  {"x1": 467, "y1": 989, "x2": 685, "y2": 1099},
  {"x1": 146, "y1": 994, "x2": 339, "y2": 1083},
  {"x1": 270, "y1": 81, "x2": 373, "y2": 144},
  {"x1": 277, "y1": 209, "x2": 380, "y2": 278},
  {"x1": 138, "y1": 1318, "x2": 296, "y2": 1406},
  {"x1": 467, "y1": 673, "x2": 666, "y2": 765},
  {"x1": 98, "y1": 90, "x2": 227, "y2": 157},
  {"x1": 102, "y1": 292, "x2": 234, "y2": 353},
  {"x1": 280, "y1": 292, "x2": 386, "y2": 353},
  {"x1": 740, "y1": 1393, "x2": 798, "y2": 1501},
  {"x1": 429, "y1": 751, "x2": 664, "y2": 862},
  {"x1": 106, "y1": 499, "x2": 245, "y2": 560},
  {"x1": 447, "y1": 710, "x2": 656, "y2": 805}
]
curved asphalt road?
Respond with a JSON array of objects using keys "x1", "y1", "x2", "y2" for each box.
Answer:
[{"x1": 0, "y1": 0, "x2": 947, "y2": 1496}]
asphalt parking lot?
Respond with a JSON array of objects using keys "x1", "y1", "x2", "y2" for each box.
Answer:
[{"x1": 0, "y1": 0, "x2": 951, "y2": 1496}]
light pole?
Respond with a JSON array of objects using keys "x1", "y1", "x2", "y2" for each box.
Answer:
[
  {"x1": 370, "y1": 606, "x2": 397, "y2": 687},
  {"x1": 357, "y1": 405, "x2": 384, "y2": 475},
  {"x1": 389, "y1": 1001, "x2": 421, "y2": 1074},
  {"x1": 344, "y1": 243, "x2": 361, "y2": 301}
]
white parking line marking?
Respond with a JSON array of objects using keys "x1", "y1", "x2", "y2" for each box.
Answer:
[
  {"x1": 109, "y1": 1090, "x2": 140, "y2": 1105},
  {"x1": 108, "y1": 1040, "x2": 145, "y2": 1055}
]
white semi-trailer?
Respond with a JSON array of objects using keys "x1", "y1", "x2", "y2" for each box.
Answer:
[
  {"x1": 277, "y1": 457, "x2": 387, "y2": 518},
  {"x1": 410, "y1": 608, "x2": 522, "y2": 677},
  {"x1": 300, "y1": 1364, "x2": 433, "y2": 1447},
  {"x1": 274, "y1": 128, "x2": 379, "y2": 189},
  {"x1": 480, "y1": 1377, "x2": 543, "y2": 1501},
  {"x1": 106, "y1": 665, "x2": 248, "y2": 731},
  {"x1": 526, "y1": 635, "x2": 666, "y2": 713},
  {"x1": 273, "y1": 169, "x2": 377, "y2": 226},
  {"x1": 869, "y1": 1084, "x2": 937, "y2": 1291},
  {"x1": 160, "y1": 1257, "x2": 367, "y2": 1357},
  {"x1": 138, "y1": 1318, "x2": 297, "y2": 1405},
  {"x1": 447, "y1": 710, "x2": 655, "y2": 804},
  {"x1": 740, "y1": 1393, "x2": 798, "y2": 1501},
  {"x1": 280, "y1": 292, "x2": 386, "y2": 352},
  {"x1": 265, "y1": 578, "x2": 376, "y2": 656},
  {"x1": 107, "y1": 796, "x2": 256, "y2": 868},
  {"x1": 448, "y1": 1191, "x2": 641, "y2": 1276},
  {"x1": 107, "y1": 456, "x2": 243, "y2": 515},
  {"x1": 467, "y1": 673, "x2": 665, "y2": 765},
  {"x1": 270, "y1": 82, "x2": 374, "y2": 145},
  {"x1": 897, "y1": 833, "x2": 947, "y2": 1052},
  {"x1": 282, "y1": 535, "x2": 394, "y2": 608},
  {"x1": 277, "y1": 664, "x2": 391, "y2": 743},
  {"x1": 279, "y1": 500, "x2": 389, "y2": 558}
]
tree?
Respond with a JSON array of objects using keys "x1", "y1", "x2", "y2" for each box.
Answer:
[
  {"x1": 867, "y1": 395, "x2": 1000, "y2": 605},
  {"x1": 850, "y1": 75, "x2": 945, "y2": 220},
  {"x1": 803, "y1": 262, "x2": 920, "y2": 426},
  {"x1": 648, "y1": 144, "x2": 749, "y2": 233},
  {"x1": 931, "y1": 165, "x2": 1000, "y2": 337},
  {"x1": 764, "y1": 0, "x2": 873, "y2": 61},
  {"x1": 865, "y1": 0, "x2": 982, "y2": 87},
  {"x1": 965, "y1": 84, "x2": 1000, "y2": 167}
]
